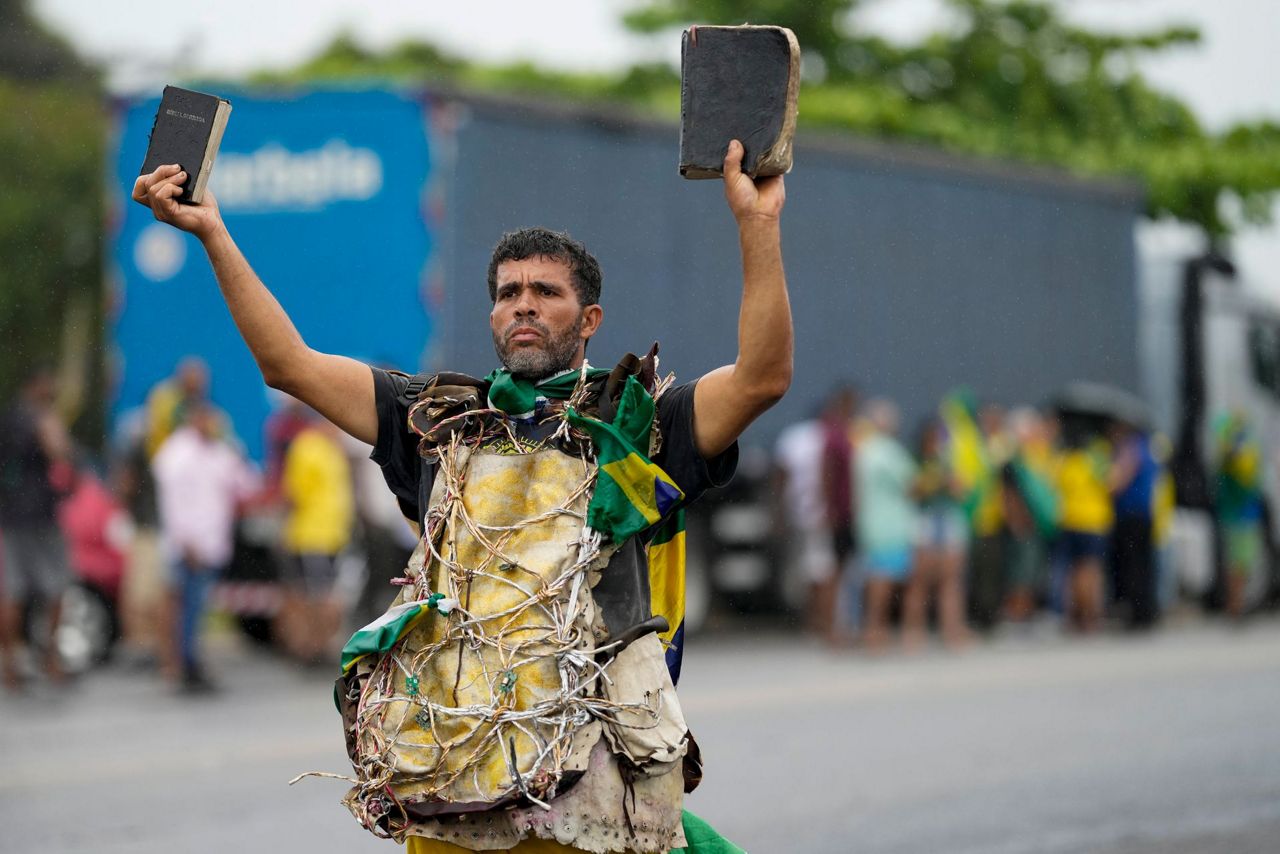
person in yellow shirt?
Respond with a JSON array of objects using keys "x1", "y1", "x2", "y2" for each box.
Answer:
[
  {"x1": 1054, "y1": 427, "x2": 1113, "y2": 633},
  {"x1": 1150, "y1": 433, "x2": 1177, "y2": 612},
  {"x1": 144, "y1": 357, "x2": 231, "y2": 459},
  {"x1": 276, "y1": 414, "x2": 354, "y2": 663}
]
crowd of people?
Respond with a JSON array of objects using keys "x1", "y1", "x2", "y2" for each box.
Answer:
[
  {"x1": 2, "y1": 359, "x2": 1272, "y2": 692},
  {"x1": 774, "y1": 385, "x2": 1271, "y2": 651},
  {"x1": 0, "y1": 357, "x2": 415, "y2": 695}
]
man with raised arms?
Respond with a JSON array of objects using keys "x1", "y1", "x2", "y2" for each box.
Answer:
[{"x1": 133, "y1": 138, "x2": 791, "y2": 853}]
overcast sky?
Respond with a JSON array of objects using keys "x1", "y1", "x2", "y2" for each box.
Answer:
[
  {"x1": 33, "y1": 0, "x2": 1280, "y2": 284},
  {"x1": 34, "y1": 0, "x2": 1278, "y2": 128}
]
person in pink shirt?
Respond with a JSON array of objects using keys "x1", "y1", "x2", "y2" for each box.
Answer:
[{"x1": 152, "y1": 401, "x2": 258, "y2": 692}]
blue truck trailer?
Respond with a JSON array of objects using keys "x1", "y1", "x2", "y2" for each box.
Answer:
[{"x1": 110, "y1": 86, "x2": 1141, "y2": 634}]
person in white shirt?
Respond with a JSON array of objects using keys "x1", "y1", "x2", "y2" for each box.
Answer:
[
  {"x1": 152, "y1": 401, "x2": 258, "y2": 692},
  {"x1": 774, "y1": 417, "x2": 835, "y2": 633}
]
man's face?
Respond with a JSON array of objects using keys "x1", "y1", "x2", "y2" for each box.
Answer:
[{"x1": 490, "y1": 256, "x2": 602, "y2": 380}]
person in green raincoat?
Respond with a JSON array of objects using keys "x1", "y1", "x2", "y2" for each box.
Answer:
[{"x1": 1215, "y1": 412, "x2": 1265, "y2": 618}]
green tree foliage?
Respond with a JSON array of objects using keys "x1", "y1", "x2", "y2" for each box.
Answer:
[
  {"x1": 0, "y1": 1, "x2": 105, "y2": 440},
  {"x1": 0, "y1": 0, "x2": 94, "y2": 83},
  {"x1": 264, "y1": 1, "x2": 1278, "y2": 237},
  {"x1": 625, "y1": 0, "x2": 858, "y2": 77},
  {"x1": 622, "y1": 0, "x2": 1279, "y2": 235},
  {"x1": 248, "y1": 32, "x2": 683, "y2": 112}
]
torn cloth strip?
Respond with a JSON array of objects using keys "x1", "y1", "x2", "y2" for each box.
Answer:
[
  {"x1": 672, "y1": 810, "x2": 746, "y2": 854},
  {"x1": 566, "y1": 374, "x2": 684, "y2": 544},
  {"x1": 483, "y1": 366, "x2": 607, "y2": 419},
  {"x1": 339, "y1": 598, "x2": 435, "y2": 675}
]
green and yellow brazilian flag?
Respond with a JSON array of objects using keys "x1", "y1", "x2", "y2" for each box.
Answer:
[{"x1": 565, "y1": 373, "x2": 690, "y2": 682}]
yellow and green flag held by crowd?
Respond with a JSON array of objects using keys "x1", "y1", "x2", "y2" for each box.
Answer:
[{"x1": 940, "y1": 389, "x2": 991, "y2": 523}]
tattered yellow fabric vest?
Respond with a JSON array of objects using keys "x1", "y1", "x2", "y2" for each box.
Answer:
[{"x1": 333, "y1": 365, "x2": 691, "y2": 852}]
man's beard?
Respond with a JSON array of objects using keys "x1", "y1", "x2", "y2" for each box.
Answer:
[{"x1": 493, "y1": 314, "x2": 583, "y2": 381}]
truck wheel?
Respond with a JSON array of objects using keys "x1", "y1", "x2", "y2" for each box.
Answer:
[{"x1": 52, "y1": 583, "x2": 119, "y2": 674}]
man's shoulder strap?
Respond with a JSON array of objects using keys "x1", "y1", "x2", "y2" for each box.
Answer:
[
  {"x1": 401, "y1": 373, "x2": 431, "y2": 406},
  {"x1": 393, "y1": 371, "x2": 488, "y2": 409}
]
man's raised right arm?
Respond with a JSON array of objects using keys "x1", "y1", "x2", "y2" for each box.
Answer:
[{"x1": 133, "y1": 165, "x2": 378, "y2": 445}]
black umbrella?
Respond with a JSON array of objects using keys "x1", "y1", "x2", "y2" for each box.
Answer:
[{"x1": 1051, "y1": 381, "x2": 1153, "y2": 431}]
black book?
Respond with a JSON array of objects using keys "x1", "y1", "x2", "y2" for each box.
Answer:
[
  {"x1": 679, "y1": 25, "x2": 800, "y2": 180},
  {"x1": 139, "y1": 85, "x2": 232, "y2": 204}
]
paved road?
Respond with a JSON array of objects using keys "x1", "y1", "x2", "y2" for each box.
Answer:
[{"x1": 3, "y1": 617, "x2": 1280, "y2": 853}]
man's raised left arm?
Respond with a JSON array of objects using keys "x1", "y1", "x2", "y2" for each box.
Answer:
[{"x1": 692, "y1": 139, "x2": 794, "y2": 458}]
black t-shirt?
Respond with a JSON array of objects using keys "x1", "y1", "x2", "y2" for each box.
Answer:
[
  {"x1": 0, "y1": 402, "x2": 58, "y2": 526},
  {"x1": 369, "y1": 365, "x2": 737, "y2": 639}
]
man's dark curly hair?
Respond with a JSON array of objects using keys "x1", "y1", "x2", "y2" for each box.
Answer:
[{"x1": 486, "y1": 227, "x2": 602, "y2": 307}]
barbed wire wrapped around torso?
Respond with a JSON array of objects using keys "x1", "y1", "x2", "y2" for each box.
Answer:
[{"x1": 323, "y1": 360, "x2": 690, "y2": 851}]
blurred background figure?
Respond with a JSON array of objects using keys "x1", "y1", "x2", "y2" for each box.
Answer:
[
  {"x1": 773, "y1": 401, "x2": 838, "y2": 640},
  {"x1": 0, "y1": 367, "x2": 74, "y2": 690},
  {"x1": 1109, "y1": 420, "x2": 1162, "y2": 629},
  {"x1": 905, "y1": 416, "x2": 970, "y2": 649},
  {"x1": 1214, "y1": 412, "x2": 1265, "y2": 619},
  {"x1": 57, "y1": 460, "x2": 133, "y2": 669},
  {"x1": 1001, "y1": 408, "x2": 1059, "y2": 623},
  {"x1": 1054, "y1": 422, "x2": 1113, "y2": 633},
  {"x1": 112, "y1": 360, "x2": 237, "y2": 674},
  {"x1": 856, "y1": 399, "x2": 918, "y2": 651},
  {"x1": 1150, "y1": 434, "x2": 1179, "y2": 614},
  {"x1": 110, "y1": 409, "x2": 170, "y2": 669},
  {"x1": 152, "y1": 400, "x2": 258, "y2": 693},
  {"x1": 263, "y1": 392, "x2": 311, "y2": 498},
  {"x1": 821, "y1": 385, "x2": 859, "y2": 638},
  {"x1": 774, "y1": 385, "x2": 858, "y2": 644},
  {"x1": 968, "y1": 402, "x2": 1010, "y2": 631},
  {"x1": 144, "y1": 356, "x2": 225, "y2": 459},
  {"x1": 937, "y1": 391, "x2": 1000, "y2": 632},
  {"x1": 275, "y1": 411, "x2": 354, "y2": 664}
]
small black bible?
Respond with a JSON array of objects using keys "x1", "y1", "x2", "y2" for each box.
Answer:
[
  {"x1": 139, "y1": 85, "x2": 232, "y2": 205},
  {"x1": 679, "y1": 25, "x2": 800, "y2": 180}
]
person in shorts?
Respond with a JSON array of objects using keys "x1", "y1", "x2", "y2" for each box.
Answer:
[
  {"x1": 0, "y1": 368, "x2": 74, "y2": 690},
  {"x1": 856, "y1": 400, "x2": 919, "y2": 650},
  {"x1": 1054, "y1": 426, "x2": 1112, "y2": 633},
  {"x1": 275, "y1": 415, "x2": 354, "y2": 663},
  {"x1": 904, "y1": 417, "x2": 971, "y2": 649}
]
